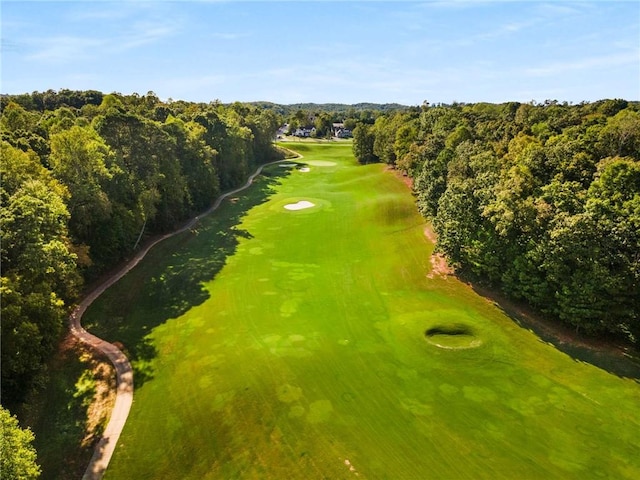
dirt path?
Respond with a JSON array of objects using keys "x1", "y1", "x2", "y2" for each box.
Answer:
[{"x1": 69, "y1": 158, "x2": 296, "y2": 480}]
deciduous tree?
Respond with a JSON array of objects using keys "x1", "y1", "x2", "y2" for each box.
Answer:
[{"x1": 0, "y1": 406, "x2": 41, "y2": 480}]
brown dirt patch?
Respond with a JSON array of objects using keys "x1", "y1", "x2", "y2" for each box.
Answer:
[
  {"x1": 81, "y1": 351, "x2": 116, "y2": 448},
  {"x1": 423, "y1": 225, "x2": 453, "y2": 278},
  {"x1": 385, "y1": 165, "x2": 413, "y2": 190},
  {"x1": 428, "y1": 254, "x2": 453, "y2": 279},
  {"x1": 56, "y1": 333, "x2": 117, "y2": 449},
  {"x1": 385, "y1": 166, "x2": 452, "y2": 279}
]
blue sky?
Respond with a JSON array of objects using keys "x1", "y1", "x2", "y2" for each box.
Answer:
[{"x1": 2, "y1": 1, "x2": 639, "y2": 105}]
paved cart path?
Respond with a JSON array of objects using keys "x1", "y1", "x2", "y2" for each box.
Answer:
[{"x1": 70, "y1": 157, "x2": 299, "y2": 480}]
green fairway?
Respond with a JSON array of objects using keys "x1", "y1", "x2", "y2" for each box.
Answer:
[{"x1": 85, "y1": 142, "x2": 640, "y2": 479}]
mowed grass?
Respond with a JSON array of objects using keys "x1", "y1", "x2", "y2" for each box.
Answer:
[{"x1": 85, "y1": 142, "x2": 640, "y2": 479}]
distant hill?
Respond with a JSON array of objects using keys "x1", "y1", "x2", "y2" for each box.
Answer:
[{"x1": 248, "y1": 101, "x2": 413, "y2": 116}]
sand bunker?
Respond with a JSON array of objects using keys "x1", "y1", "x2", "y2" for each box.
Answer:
[
  {"x1": 274, "y1": 197, "x2": 328, "y2": 213},
  {"x1": 284, "y1": 201, "x2": 315, "y2": 211},
  {"x1": 425, "y1": 323, "x2": 482, "y2": 349},
  {"x1": 299, "y1": 167, "x2": 311, "y2": 172},
  {"x1": 279, "y1": 163, "x2": 297, "y2": 168}
]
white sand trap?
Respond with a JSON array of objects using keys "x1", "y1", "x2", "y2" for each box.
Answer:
[
  {"x1": 299, "y1": 167, "x2": 311, "y2": 172},
  {"x1": 284, "y1": 201, "x2": 315, "y2": 210},
  {"x1": 279, "y1": 163, "x2": 297, "y2": 167}
]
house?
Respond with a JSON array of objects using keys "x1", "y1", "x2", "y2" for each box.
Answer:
[
  {"x1": 294, "y1": 127, "x2": 316, "y2": 137},
  {"x1": 332, "y1": 122, "x2": 352, "y2": 138}
]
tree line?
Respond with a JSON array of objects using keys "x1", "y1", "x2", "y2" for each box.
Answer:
[
  {"x1": 1, "y1": 90, "x2": 282, "y2": 409},
  {"x1": 353, "y1": 99, "x2": 640, "y2": 343},
  {"x1": 250, "y1": 101, "x2": 409, "y2": 117}
]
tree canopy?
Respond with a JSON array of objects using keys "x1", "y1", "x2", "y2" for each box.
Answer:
[
  {"x1": 353, "y1": 99, "x2": 640, "y2": 342},
  {"x1": 1, "y1": 90, "x2": 284, "y2": 408},
  {"x1": 0, "y1": 406, "x2": 41, "y2": 480}
]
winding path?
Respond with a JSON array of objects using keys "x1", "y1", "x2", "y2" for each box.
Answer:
[{"x1": 70, "y1": 157, "x2": 299, "y2": 480}]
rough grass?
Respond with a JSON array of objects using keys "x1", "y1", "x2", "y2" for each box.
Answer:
[
  {"x1": 84, "y1": 143, "x2": 640, "y2": 480},
  {"x1": 23, "y1": 336, "x2": 114, "y2": 480}
]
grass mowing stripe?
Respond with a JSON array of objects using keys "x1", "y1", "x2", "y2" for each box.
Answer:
[{"x1": 84, "y1": 143, "x2": 640, "y2": 480}]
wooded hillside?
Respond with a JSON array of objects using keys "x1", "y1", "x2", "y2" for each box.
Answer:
[
  {"x1": 353, "y1": 99, "x2": 640, "y2": 343},
  {"x1": 1, "y1": 90, "x2": 282, "y2": 408}
]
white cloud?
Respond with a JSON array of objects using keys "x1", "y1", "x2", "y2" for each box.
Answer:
[
  {"x1": 1, "y1": 38, "x2": 21, "y2": 53},
  {"x1": 114, "y1": 21, "x2": 179, "y2": 51},
  {"x1": 533, "y1": 2, "x2": 592, "y2": 18},
  {"x1": 468, "y1": 18, "x2": 537, "y2": 42},
  {"x1": 26, "y1": 35, "x2": 105, "y2": 63},
  {"x1": 24, "y1": 17, "x2": 180, "y2": 64},
  {"x1": 210, "y1": 32, "x2": 249, "y2": 41},
  {"x1": 419, "y1": 0, "x2": 500, "y2": 10},
  {"x1": 66, "y1": 5, "x2": 135, "y2": 22}
]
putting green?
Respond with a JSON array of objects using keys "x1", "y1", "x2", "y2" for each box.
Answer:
[
  {"x1": 306, "y1": 159, "x2": 337, "y2": 167},
  {"x1": 86, "y1": 142, "x2": 640, "y2": 479}
]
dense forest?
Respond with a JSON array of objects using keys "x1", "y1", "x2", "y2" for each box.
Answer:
[
  {"x1": 0, "y1": 90, "x2": 283, "y2": 409},
  {"x1": 353, "y1": 99, "x2": 640, "y2": 343}
]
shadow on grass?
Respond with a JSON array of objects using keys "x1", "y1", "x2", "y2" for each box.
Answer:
[
  {"x1": 84, "y1": 163, "x2": 297, "y2": 387},
  {"x1": 469, "y1": 282, "x2": 640, "y2": 382},
  {"x1": 25, "y1": 338, "x2": 107, "y2": 480}
]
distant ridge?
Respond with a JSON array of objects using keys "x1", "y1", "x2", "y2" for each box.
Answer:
[{"x1": 247, "y1": 101, "x2": 412, "y2": 115}]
